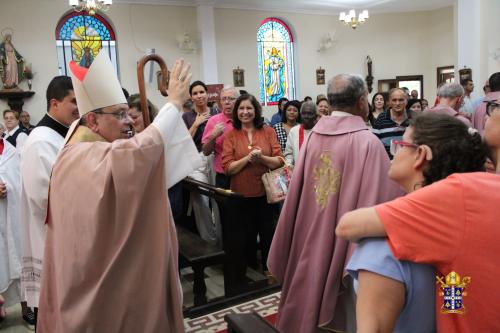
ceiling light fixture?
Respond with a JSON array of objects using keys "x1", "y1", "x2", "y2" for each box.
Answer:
[
  {"x1": 69, "y1": 0, "x2": 112, "y2": 16},
  {"x1": 339, "y1": 9, "x2": 369, "y2": 29}
]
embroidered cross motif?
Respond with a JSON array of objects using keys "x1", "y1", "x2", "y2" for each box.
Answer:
[{"x1": 313, "y1": 153, "x2": 341, "y2": 209}]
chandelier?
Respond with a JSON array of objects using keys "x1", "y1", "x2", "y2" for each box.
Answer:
[
  {"x1": 339, "y1": 9, "x2": 369, "y2": 29},
  {"x1": 69, "y1": 0, "x2": 112, "y2": 15}
]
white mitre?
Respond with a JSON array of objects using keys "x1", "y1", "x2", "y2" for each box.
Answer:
[
  {"x1": 64, "y1": 50, "x2": 127, "y2": 143},
  {"x1": 69, "y1": 50, "x2": 126, "y2": 115}
]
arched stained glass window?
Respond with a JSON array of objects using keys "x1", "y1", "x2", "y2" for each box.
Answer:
[
  {"x1": 257, "y1": 18, "x2": 295, "y2": 105},
  {"x1": 55, "y1": 12, "x2": 118, "y2": 76}
]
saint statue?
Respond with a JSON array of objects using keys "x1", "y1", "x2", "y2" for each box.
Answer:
[
  {"x1": 265, "y1": 47, "x2": 285, "y2": 102},
  {"x1": 0, "y1": 34, "x2": 25, "y2": 89}
]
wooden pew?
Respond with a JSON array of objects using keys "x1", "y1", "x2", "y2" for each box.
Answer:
[
  {"x1": 180, "y1": 177, "x2": 277, "y2": 316},
  {"x1": 181, "y1": 177, "x2": 242, "y2": 204},
  {"x1": 177, "y1": 225, "x2": 225, "y2": 306},
  {"x1": 225, "y1": 312, "x2": 281, "y2": 333},
  {"x1": 178, "y1": 177, "x2": 245, "y2": 307}
]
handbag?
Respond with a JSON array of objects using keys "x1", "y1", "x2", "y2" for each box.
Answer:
[{"x1": 261, "y1": 157, "x2": 294, "y2": 204}]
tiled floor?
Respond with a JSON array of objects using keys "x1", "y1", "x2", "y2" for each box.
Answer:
[
  {"x1": 0, "y1": 304, "x2": 31, "y2": 333},
  {"x1": 184, "y1": 291, "x2": 280, "y2": 332},
  {"x1": 180, "y1": 264, "x2": 268, "y2": 307},
  {"x1": 0, "y1": 265, "x2": 267, "y2": 332},
  {"x1": 181, "y1": 265, "x2": 225, "y2": 307}
]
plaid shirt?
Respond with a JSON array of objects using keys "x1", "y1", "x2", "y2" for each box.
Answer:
[{"x1": 273, "y1": 122, "x2": 289, "y2": 152}]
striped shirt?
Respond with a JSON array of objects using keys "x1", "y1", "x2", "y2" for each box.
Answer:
[{"x1": 372, "y1": 110, "x2": 409, "y2": 158}]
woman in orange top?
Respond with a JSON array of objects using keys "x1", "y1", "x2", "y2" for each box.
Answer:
[
  {"x1": 222, "y1": 93, "x2": 283, "y2": 292},
  {"x1": 337, "y1": 113, "x2": 492, "y2": 332}
]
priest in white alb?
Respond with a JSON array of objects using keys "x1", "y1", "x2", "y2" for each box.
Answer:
[
  {"x1": 20, "y1": 76, "x2": 78, "y2": 326},
  {"x1": 0, "y1": 138, "x2": 22, "y2": 319},
  {"x1": 37, "y1": 51, "x2": 200, "y2": 333}
]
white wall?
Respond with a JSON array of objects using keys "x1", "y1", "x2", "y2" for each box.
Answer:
[
  {"x1": 481, "y1": 0, "x2": 500, "y2": 86},
  {"x1": 0, "y1": 0, "x2": 454, "y2": 121},
  {"x1": 453, "y1": 0, "x2": 500, "y2": 97},
  {"x1": 0, "y1": 0, "x2": 199, "y2": 122},
  {"x1": 106, "y1": 3, "x2": 200, "y2": 109},
  {"x1": 215, "y1": 7, "x2": 454, "y2": 116}
]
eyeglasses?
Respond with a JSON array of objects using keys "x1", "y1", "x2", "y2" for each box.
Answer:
[
  {"x1": 221, "y1": 97, "x2": 237, "y2": 102},
  {"x1": 93, "y1": 109, "x2": 129, "y2": 120},
  {"x1": 390, "y1": 139, "x2": 418, "y2": 156},
  {"x1": 485, "y1": 101, "x2": 500, "y2": 116}
]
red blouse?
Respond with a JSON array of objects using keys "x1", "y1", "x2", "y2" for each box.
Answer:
[{"x1": 222, "y1": 126, "x2": 283, "y2": 197}]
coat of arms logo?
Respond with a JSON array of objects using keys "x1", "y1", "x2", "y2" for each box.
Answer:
[{"x1": 436, "y1": 271, "x2": 471, "y2": 314}]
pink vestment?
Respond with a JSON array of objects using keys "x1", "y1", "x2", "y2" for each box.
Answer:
[
  {"x1": 472, "y1": 91, "x2": 500, "y2": 134},
  {"x1": 268, "y1": 115, "x2": 401, "y2": 333},
  {"x1": 201, "y1": 112, "x2": 233, "y2": 174},
  {"x1": 424, "y1": 104, "x2": 471, "y2": 126},
  {"x1": 38, "y1": 103, "x2": 200, "y2": 333}
]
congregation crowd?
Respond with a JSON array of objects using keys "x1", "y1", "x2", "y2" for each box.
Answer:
[{"x1": 1, "y1": 49, "x2": 500, "y2": 333}]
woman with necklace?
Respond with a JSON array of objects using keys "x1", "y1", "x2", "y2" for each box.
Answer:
[
  {"x1": 181, "y1": 80, "x2": 219, "y2": 242},
  {"x1": 222, "y1": 94, "x2": 283, "y2": 292},
  {"x1": 182, "y1": 81, "x2": 217, "y2": 151},
  {"x1": 273, "y1": 100, "x2": 301, "y2": 152}
]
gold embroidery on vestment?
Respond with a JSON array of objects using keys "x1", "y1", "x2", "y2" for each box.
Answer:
[
  {"x1": 69, "y1": 125, "x2": 107, "y2": 144},
  {"x1": 313, "y1": 153, "x2": 341, "y2": 209}
]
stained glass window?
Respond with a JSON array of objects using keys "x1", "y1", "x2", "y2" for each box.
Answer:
[
  {"x1": 257, "y1": 18, "x2": 295, "y2": 105},
  {"x1": 55, "y1": 12, "x2": 118, "y2": 76}
]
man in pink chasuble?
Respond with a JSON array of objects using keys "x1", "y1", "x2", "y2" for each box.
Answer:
[{"x1": 268, "y1": 74, "x2": 401, "y2": 333}]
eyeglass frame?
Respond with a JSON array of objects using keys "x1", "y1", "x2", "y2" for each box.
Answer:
[
  {"x1": 220, "y1": 97, "x2": 237, "y2": 102},
  {"x1": 484, "y1": 100, "x2": 500, "y2": 117},
  {"x1": 92, "y1": 109, "x2": 130, "y2": 120},
  {"x1": 390, "y1": 139, "x2": 419, "y2": 156}
]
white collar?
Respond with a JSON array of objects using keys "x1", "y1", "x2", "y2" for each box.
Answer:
[
  {"x1": 331, "y1": 111, "x2": 354, "y2": 117},
  {"x1": 47, "y1": 113, "x2": 70, "y2": 128},
  {"x1": 5, "y1": 125, "x2": 20, "y2": 136}
]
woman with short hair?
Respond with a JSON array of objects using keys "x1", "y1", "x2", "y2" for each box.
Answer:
[
  {"x1": 3, "y1": 110, "x2": 28, "y2": 150},
  {"x1": 316, "y1": 97, "x2": 330, "y2": 117},
  {"x1": 406, "y1": 98, "x2": 423, "y2": 119}
]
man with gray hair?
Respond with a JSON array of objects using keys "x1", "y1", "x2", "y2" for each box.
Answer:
[
  {"x1": 425, "y1": 82, "x2": 471, "y2": 126},
  {"x1": 200, "y1": 86, "x2": 239, "y2": 244},
  {"x1": 373, "y1": 88, "x2": 410, "y2": 158},
  {"x1": 202, "y1": 85, "x2": 239, "y2": 189},
  {"x1": 268, "y1": 74, "x2": 400, "y2": 333}
]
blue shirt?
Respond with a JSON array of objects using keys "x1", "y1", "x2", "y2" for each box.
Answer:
[
  {"x1": 270, "y1": 112, "x2": 282, "y2": 127},
  {"x1": 347, "y1": 238, "x2": 436, "y2": 333}
]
